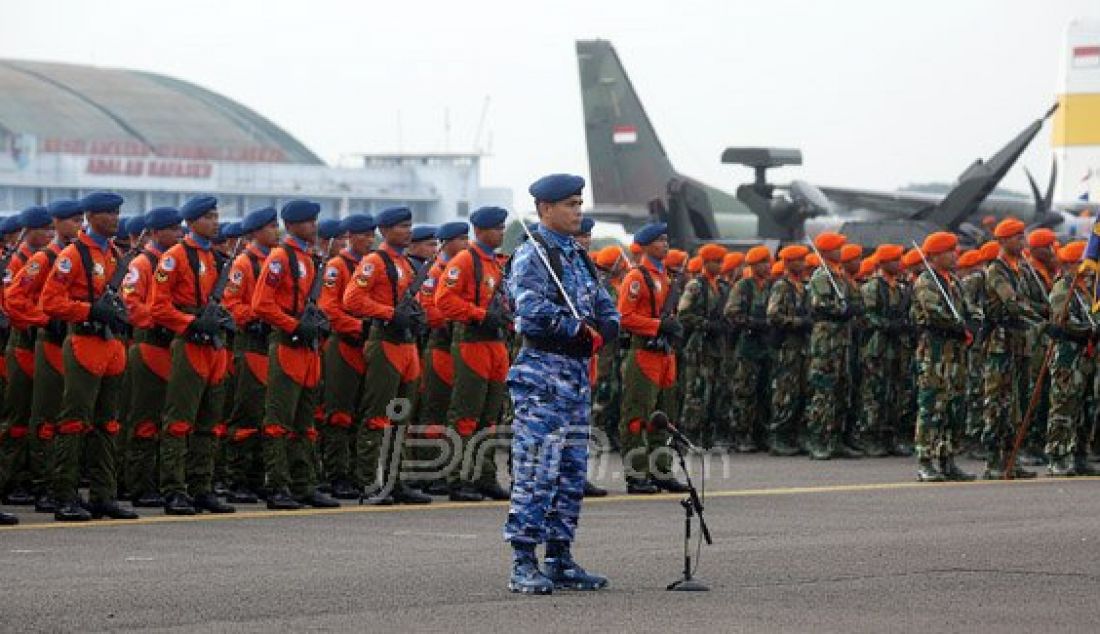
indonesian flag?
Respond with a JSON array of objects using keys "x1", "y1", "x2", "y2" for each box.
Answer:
[
  {"x1": 612, "y1": 125, "x2": 638, "y2": 144},
  {"x1": 1073, "y1": 45, "x2": 1100, "y2": 68}
]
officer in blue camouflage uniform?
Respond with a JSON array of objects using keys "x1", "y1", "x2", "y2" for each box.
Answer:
[{"x1": 503, "y1": 174, "x2": 619, "y2": 595}]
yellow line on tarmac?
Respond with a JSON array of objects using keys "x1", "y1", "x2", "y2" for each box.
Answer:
[{"x1": 3, "y1": 476, "x2": 1097, "y2": 532}]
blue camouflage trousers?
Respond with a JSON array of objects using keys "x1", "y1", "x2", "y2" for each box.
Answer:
[{"x1": 503, "y1": 349, "x2": 591, "y2": 546}]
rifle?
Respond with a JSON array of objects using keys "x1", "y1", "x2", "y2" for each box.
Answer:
[
  {"x1": 806, "y1": 238, "x2": 848, "y2": 311},
  {"x1": 386, "y1": 247, "x2": 440, "y2": 342},
  {"x1": 292, "y1": 253, "x2": 331, "y2": 350},
  {"x1": 645, "y1": 264, "x2": 685, "y2": 350},
  {"x1": 1004, "y1": 269, "x2": 1078, "y2": 479},
  {"x1": 910, "y1": 241, "x2": 964, "y2": 325},
  {"x1": 190, "y1": 257, "x2": 238, "y2": 349}
]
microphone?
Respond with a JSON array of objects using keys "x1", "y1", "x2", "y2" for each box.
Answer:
[{"x1": 649, "y1": 411, "x2": 697, "y2": 452}]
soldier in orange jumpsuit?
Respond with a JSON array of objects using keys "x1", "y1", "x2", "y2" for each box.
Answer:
[
  {"x1": 436, "y1": 207, "x2": 512, "y2": 502},
  {"x1": 344, "y1": 206, "x2": 433, "y2": 505},
  {"x1": 118, "y1": 207, "x2": 183, "y2": 508},
  {"x1": 0, "y1": 205, "x2": 56, "y2": 507},
  {"x1": 222, "y1": 207, "x2": 279, "y2": 503},
  {"x1": 412, "y1": 220, "x2": 469, "y2": 496},
  {"x1": 251, "y1": 200, "x2": 340, "y2": 510},
  {"x1": 618, "y1": 223, "x2": 688, "y2": 495},
  {"x1": 318, "y1": 213, "x2": 376, "y2": 499},
  {"x1": 40, "y1": 191, "x2": 137, "y2": 521},
  {"x1": 149, "y1": 196, "x2": 235, "y2": 515}
]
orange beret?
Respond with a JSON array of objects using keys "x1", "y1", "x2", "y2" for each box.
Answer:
[
  {"x1": 1027, "y1": 228, "x2": 1056, "y2": 248},
  {"x1": 594, "y1": 246, "x2": 622, "y2": 268},
  {"x1": 979, "y1": 241, "x2": 1000, "y2": 262},
  {"x1": 771, "y1": 261, "x2": 786, "y2": 276},
  {"x1": 778, "y1": 245, "x2": 809, "y2": 261},
  {"x1": 687, "y1": 256, "x2": 702, "y2": 273},
  {"x1": 814, "y1": 231, "x2": 846, "y2": 252},
  {"x1": 1058, "y1": 240, "x2": 1086, "y2": 263},
  {"x1": 840, "y1": 244, "x2": 863, "y2": 263},
  {"x1": 994, "y1": 218, "x2": 1025, "y2": 239},
  {"x1": 745, "y1": 245, "x2": 771, "y2": 265},
  {"x1": 858, "y1": 257, "x2": 877, "y2": 278},
  {"x1": 874, "y1": 244, "x2": 904, "y2": 262},
  {"x1": 698, "y1": 243, "x2": 727, "y2": 262},
  {"x1": 664, "y1": 249, "x2": 687, "y2": 268},
  {"x1": 901, "y1": 249, "x2": 923, "y2": 269},
  {"x1": 957, "y1": 250, "x2": 982, "y2": 268},
  {"x1": 806, "y1": 253, "x2": 821, "y2": 268},
  {"x1": 721, "y1": 251, "x2": 744, "y2": 273},
  {"x1": 629, "y1": 242, "x2": 643, "y2": 255},
  {"x1": 922, "y1": 231, "x2": 958, "y2": 255}
]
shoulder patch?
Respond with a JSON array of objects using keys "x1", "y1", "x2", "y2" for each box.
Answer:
[
  {"x1": 161, "y1": 255, "x2": 176, "y2": 272},
  {"x1": 628, "y1": 279, "x2": 641, "y2": 298},
  {"x1": 446, "y1": 266, "x2": 461, "y2": 279},
  {"x1": 269, "y1": 260, "x2": 283, "y2": 276},
  {"x1": 298, "y1": 261, "x2": 308, "y2": 278},
  {"x1": 26, "y1": 260, "x2": 40, "y2": 275},
  {"x1": 57, "y1": 256, "x2": 72, "y2": 274},
  {"x1": 3, "y1": 270, "x2": 12, "y2": 285},
  {"x1": 93, "y1": 263, "x2": 105, "y2": 278},
  {"x1": 423, "y1": 277, "x2": 437, "y2": 291},
  {"x1": 123, "y1": 266, "x2": 139, "y2": 286},
  {"x1": 325, "y1": 266, "x2": 340, "y2": 280},
  {"x1": 230, "y1": 269, "x2": 244, "y2": 284}
]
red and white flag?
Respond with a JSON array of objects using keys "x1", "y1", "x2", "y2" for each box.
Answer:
[
  {"x1": 1073, "y1": 45, "x2": 1100, "y2": 68},
  {"x1": 612, "y1": 125, "x2": 637, "y2": 144}
]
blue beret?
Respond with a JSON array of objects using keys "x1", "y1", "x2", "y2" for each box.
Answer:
[
  {"x1": 470, "y1": 206, "x2": 508, "y2": 229},
  {"x1": 0, "y1": 215, "x2": 23, "y2": 235},
  {"x1": 577, "y1": 217, "x2": 595, "y2": 235},
  {"x1": 80, "y1": 191, "x2": 124, "y2": 214},
  {"x1": 19, "y1": 206, "x2": 51, "y2": 229},
  {"x1": 280, "y1": 199, "x2": 321, "y2": 224},
  {"x1": 216, "y1": 221, "x2": 244, "y2": 242},
  {"x1": 145, "y1": 207, "x2": 182, "y2": 231},
  {"x1": 317, "y1": 218, "x2": 344, "y2": 240},
  {"x1": 376, "y1": 206, "x2": 413, "y2": 228},
  {"x1": 437, "y1": 221, "x2": 469, "y2": 241},
  {"x1": 180, "y1": 195, "x2": 218, "y2": 222},
  {"x1": 528, "y1": 173, "x2": 585, "y2": 203},
  {"x1": 242, "y1": 206, "x2": 277, "y2": 233},
  {"x1": 115, "y1": 218, "x2": 132, "y2": 240},
  {"x1": 342, "y1": 214, "x2": 376, "y2": 234},
  {"x1": 48, "y1": 199, "x2": 83, "y2": 220},
  {"x1": 126, "y1": 215, "x2": 146, "y2": 236},
  {"x1": 411, "y1": 225, "x2": 437, "y2": 242},
  {"x1": 633, "y1": 222, "x2": 668, "y2": 246}
]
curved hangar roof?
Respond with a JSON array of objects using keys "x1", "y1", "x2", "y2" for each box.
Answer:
[{"x1": 0, "y1": 59, "x2": 323, "y2": 165}]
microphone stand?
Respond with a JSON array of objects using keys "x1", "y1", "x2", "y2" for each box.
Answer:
[{"x1": 666, "y1": 434, "x2": 713, "y2": 592}]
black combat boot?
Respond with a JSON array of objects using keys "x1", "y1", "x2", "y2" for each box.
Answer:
[
  {"x1": 164, "y1": 492, "x2": 197, "y2": 515},
  {"x1": 582, "y1": 480, "x2": 608, "y2": 498},
  {"x1": 477, "y1": 481, "x2": 511, "y2": 501},
  {"x1": 193, "y1": 492, "x2": 236, "y2": 513},
  {"x1": 296, "y1": 490, "x2": 340, "y2": 508},
  {"x1": 88, "y1": 499, "x2": 139, "y2": 520},
  {"x1": 265, "y1": 488, "x2": 304, "y2": 510},
  {"x1": 917, "y1": 459, "x2": 946, "y2": 482},
  {"x1": 625, "y1": 478, "x2": 659, "y2": 495},
  {"x1": 54, "y1": 499, "x2": 91, "y2": 522}
]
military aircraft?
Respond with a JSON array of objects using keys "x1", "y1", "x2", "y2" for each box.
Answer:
[{"x1": 577, "y1": 39, "x2": 1090, "y2": 249}]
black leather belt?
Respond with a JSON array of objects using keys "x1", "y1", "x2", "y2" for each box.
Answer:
[{"x1": 522, "y1": 335, "x2": 590, "y2": 359}]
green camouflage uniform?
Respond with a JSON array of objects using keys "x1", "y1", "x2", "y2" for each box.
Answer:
[
  {"x1": 1044, "y1": 275, "x2": 1094, "y2": 471},
  {"x1": 592, "y1": 278, "x2": 622, "y2": 451},
  {"x1": 910, "y1": 268, "x2": 969, "y2": 468},
  {"x1": 724, "y1": 275, "x2": 772, "y2": 451},
  {"x1": 843, "y1": 274, "x2": 865, "y2": 449},
  {"x1": 677, "y1": 274, "x2": 729, "y2": 447},
  {"x1": 960, "y1": 269, "x2": 989, "y2": 445},
  {"x1": 806, "y1": 264, "x2": 853, "y2": 456},
  {"x1": 859, "y1": 272, "x2": 906, "y2": 454},
  {"x1": 766, "y1": 274, "x2": 810, "y2": 451},
  {"x1": 1018, "y1": 258, "x2": 1052, "y2": 461},
  {"x1": 982, "y1": 256, "x2": 1043, "y2": 474}
]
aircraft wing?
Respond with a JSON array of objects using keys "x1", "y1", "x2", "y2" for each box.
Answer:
[{"x1": 815, "y1": 186, "x2": 937, "y2": 217}]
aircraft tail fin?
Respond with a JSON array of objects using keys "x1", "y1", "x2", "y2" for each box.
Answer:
[{"x1": 577, "y1": 40, "x2": 676, "y2": 210}]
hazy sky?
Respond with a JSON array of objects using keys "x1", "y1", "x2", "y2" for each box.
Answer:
[{"x1": 3, "y1": 0, "x2": 1095, "y2": 205}]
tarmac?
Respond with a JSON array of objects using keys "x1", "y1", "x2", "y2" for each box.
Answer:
[{"x1": 2, "y1": 452, "x2": 1099, "y2": 633}]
